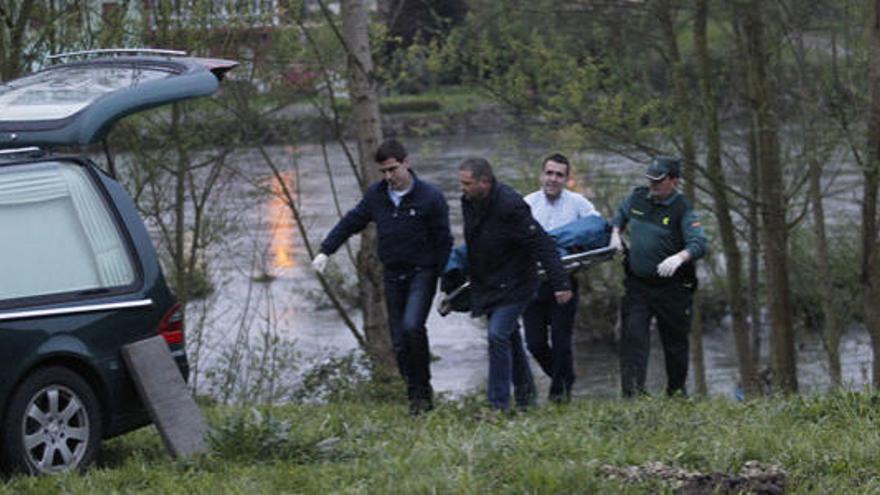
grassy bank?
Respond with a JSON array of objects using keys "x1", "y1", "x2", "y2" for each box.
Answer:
[{"x1": 3, "y1": 392, "x2": 879, "y2": 493}]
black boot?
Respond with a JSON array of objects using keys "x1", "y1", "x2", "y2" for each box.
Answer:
[{"x1": 408, "y1": 385, "x2": 434, "y2": 416}]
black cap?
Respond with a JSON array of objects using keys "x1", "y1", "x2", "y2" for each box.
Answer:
[{"x1": 645, "y1": 156, "x2": 681, "y2": 181}]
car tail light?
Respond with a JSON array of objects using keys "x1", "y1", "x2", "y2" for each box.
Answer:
[{"x1": 157, "y1": 303, "x2": 184, "y2": 345}]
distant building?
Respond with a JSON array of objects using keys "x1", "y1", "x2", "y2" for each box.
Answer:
[
  {"x1": 130, "y1": 0, "x2": 378, "y2": 30},
  {"x1": 77, "y1": 1, "x2": 378, "y2": 93}
]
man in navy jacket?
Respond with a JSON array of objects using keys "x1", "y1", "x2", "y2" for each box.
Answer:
[
  {"x1": 458, "y1": 157, "x2": 572, "y2": 411},
  {"x1": 313, "y1": 139, "x2": 453, "y2": 415}
]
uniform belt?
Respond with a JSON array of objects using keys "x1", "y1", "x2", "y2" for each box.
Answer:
[{"x1": 628, "y1": 273, "x2": 681, "y2": 287}]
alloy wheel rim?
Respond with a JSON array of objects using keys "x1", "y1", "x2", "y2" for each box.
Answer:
[{"x1": 21, "y1": 384, "x2": 90, "y2": 473}]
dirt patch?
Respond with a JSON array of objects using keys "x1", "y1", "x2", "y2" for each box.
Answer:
[{"x1": 596, "y1": 460, "x2": 786, "y2": 494}]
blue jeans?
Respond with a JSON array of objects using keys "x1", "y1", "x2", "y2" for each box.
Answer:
[
  {"x1": 523, "y1": 280, "x2": 578, "y2": 399},
  {"x1": 384, "y1": 267, "x2": 438, "y2": 402},
  {"x1": 486, "y1": 301, "x2": 536, "y2": 410}
]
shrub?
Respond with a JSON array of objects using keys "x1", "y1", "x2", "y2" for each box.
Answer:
[
  {"x1": 208, "y1": 408, "x2": 319, "y2": 463},
  {"x1": 293, "y1": 351, "x2": 406, "y2": 404},
  {"x1": 380, "y1": 99, "x2": 443, "y2": 114},
  {"x1": 788, "y1": 225, "x2": 862, "y2": 331}
]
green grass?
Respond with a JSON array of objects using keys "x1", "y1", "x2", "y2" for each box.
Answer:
[
  {"x1": 243, "y1": 84, "x2": 487, "y2": 116},
  {"x1": 380, "y1": 86, "x2": 488, "y2": 115},
  {"x1": 295, "y1": 85, "x2": 488, "y2": 116},
  {"x1": 3, "y1": 393, "x2": 880, "y2": 493}
]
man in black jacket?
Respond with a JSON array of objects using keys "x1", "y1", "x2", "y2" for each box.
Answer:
[
  {"x1": 313, "y1": 139, "x2": 453, "y2": 415},
  {"x1": 458, "y1": 157, "x2": 572, "y2": 411}
]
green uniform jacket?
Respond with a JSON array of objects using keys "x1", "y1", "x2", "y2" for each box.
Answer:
[{"x1": 612, "y1": 186, "x2": 708, "y2": 280}]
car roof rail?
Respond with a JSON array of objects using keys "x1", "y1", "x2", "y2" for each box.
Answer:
[
  {"x1": 0, "y1": 146, "x2": 45, "y2": 160},
  {"x1": 47, "y1": 48, "x2": 188, "y2": 62}
]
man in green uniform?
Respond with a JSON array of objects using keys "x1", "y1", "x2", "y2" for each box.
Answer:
[{"x1": 609, "y1": 156, "x2": 708, "y2": 397}]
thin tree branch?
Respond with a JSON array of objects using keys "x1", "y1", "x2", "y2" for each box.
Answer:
[{"x1": 256, "y1": 144, "x2": 367, "y2": 350}]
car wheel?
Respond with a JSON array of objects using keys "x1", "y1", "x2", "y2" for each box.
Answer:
[{"x1": 2, "y1": 366, "x2": 102, "y2": 475}]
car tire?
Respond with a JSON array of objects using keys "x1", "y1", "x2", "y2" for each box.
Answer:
[{"x1": 1, "y1": 366, "x2": 103, "y2": 475}]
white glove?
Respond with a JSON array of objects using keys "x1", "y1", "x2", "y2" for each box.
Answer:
[
  {"x1": 312, "y1": 253, "x2": 329, "y2": 274},
  {"x1": 657, "y1": 252, "x2": 687, "y2": 277},
  {"x1": 609, "y1": 230, "x2": 623, "y2": 252}
]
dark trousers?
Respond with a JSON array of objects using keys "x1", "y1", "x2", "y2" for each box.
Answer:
[
  {"x1": 486, "y1": 301, "x2": 535, "y2": 410},
  {"x1": 384, "y1": 267, "x2": 437, "y2": 403},
  {"x1": 522, "y1": 280, "x2": 578, "y2": 399},
  {"x1": 620, "y1": 276, "x2": 693, "y2": 397}
]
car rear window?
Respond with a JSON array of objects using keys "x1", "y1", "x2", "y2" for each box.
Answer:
[
  {"x1": 0, "y1": 64, "x2": 173, "y2": 121},
  {"x1": 0, "y1": 161, "x2": 135, "y2": 301}
]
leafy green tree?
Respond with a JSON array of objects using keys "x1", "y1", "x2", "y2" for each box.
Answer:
[
  {"x1": 0, "y1": 0, "x2": 100, "y2": 80},
  {"x1": 443, "y1": 0, "x2": 880, "y2": 394}
]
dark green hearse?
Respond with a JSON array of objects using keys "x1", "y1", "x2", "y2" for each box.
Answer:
[{"x1": 0, "y1": 50, "x2": 236, "y2": 475}]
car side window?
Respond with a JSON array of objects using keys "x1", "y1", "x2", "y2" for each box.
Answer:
[{"x1": 0, "y1": 161, "x2": 135, "y2": 301}]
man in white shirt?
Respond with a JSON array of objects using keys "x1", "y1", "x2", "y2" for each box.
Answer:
[{"x1": 523, "y1": 153, "x2": 597, "y2": 402}]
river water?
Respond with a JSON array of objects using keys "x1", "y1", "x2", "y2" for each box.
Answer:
[{"x1": 184, "y1": 133, "x2": 874, "y2": 402}]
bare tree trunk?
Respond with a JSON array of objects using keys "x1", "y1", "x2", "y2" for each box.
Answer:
[
  {"x1": 808, "y1": 150, "x2": 843, "y2": 386},
  {"x1": 0, "y1": 0, "x2": 37, "y2": 80},
  {"x1": 787, "y1": 19, "x2": 844, "y2": 387},
  {"x1": 340, "y1": 0, "x2": 396, "y2": 370},
  {"x1": 655, "y1": 0, "x2": 707, "y2": 396},
  {"x1": 688, "y1": 299, "x2": 707, "y2": 395},
  {"x1": 739, "y1": 0, "x2": 798, "y2": 393},
  {"x1": 865, "y1": 0, "x2": 880, "y2": 387},
  {"x1": 376, "y1": 0, "x2": 393, "y2": 18},
  {"x1": 695, "y1": 0, "x2": 755, "y2": 396},
  {"x1": 0, "y1": 4, "x2": 10, "y2": 81},
  {"x1": 171, "y1": 103, "x2": 189, "y2": 314},
  {"x1": 747, "y1": 113, "x2": 763, "y2": 378},
  {"x1": 731, "y1": 2, "x2": 764, "y2": 389}
]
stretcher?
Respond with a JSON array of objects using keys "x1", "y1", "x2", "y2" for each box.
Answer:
[
  {"x1": 437, "y1": 245, "x2": 617, "y2": 316},
  {"x1": 438, "y1": 215, "x2": 616, "y2": 316}
]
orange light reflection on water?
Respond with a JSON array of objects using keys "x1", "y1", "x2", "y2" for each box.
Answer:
[{"x1": 267, "y1": 169, "x2": 297, "y2": 271}]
